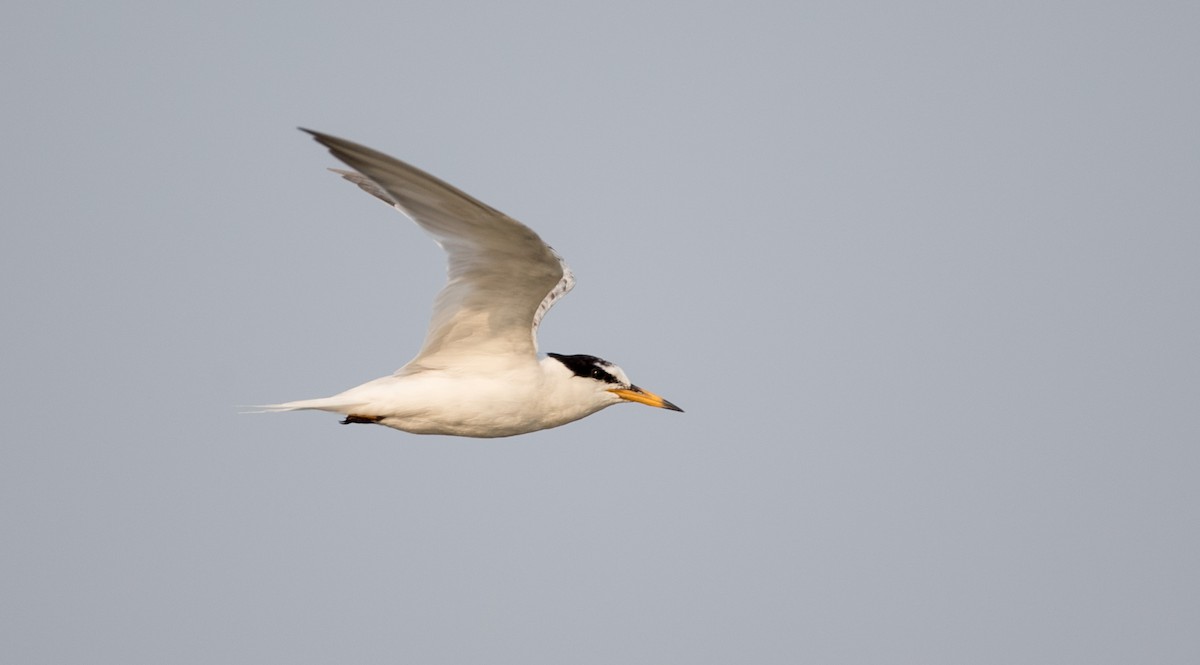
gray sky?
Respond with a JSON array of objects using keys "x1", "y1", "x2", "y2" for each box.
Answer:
[{"x1": 3, "y1": 1, "x2": 1198, "y2": 663}]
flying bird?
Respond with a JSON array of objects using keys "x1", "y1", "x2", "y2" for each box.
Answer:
[{"x1": 259, "y1": 129, "x2": 682, "y2": 437}]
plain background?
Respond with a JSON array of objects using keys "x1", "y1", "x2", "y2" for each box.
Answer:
[{"x1": 3, "y1": 1, "x2": 1198, "y2": 663}]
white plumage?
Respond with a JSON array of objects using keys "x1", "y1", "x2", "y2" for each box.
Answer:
[{"x1": 259, "y1": 130, "x2": 681, "y2": 438}]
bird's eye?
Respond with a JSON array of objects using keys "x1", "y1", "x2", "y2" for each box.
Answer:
[{"x1": 591, "y1": 368, "x2": 603, "y2": 378}]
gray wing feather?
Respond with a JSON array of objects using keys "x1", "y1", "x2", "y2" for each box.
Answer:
[{"x1": 303, "y1": 129, "x2": 574, "y2": 368}]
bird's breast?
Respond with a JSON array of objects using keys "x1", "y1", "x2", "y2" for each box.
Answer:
[{"x1": 348, "y1": 366, "x2": 590, "y2": 437}]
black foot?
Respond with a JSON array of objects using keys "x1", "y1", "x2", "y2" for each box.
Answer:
[{"x1": 340, "y1": 415, "x2": 383, "y2": 425}]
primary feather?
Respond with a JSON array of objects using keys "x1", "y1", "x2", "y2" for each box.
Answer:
[{"x1": 305, "y1": 130, "x2": 574, "y2": 371}]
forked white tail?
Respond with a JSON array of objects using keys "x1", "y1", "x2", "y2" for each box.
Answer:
[{"x1": 244, "y1": 397, "x2": 368, "y2": 414}]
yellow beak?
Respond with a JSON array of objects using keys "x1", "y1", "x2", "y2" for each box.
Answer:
[{"x1": 608, "y1": 385, "x2": 684, "y2": 412}]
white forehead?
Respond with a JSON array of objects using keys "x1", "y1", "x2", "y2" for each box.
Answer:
[{"x1": 600, "y1": 360, "x2": 631, "y2": 386}]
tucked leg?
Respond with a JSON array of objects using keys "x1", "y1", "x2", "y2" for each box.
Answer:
[{"x1": 340, "y1": 414, "x2": 383, "y2": 425}]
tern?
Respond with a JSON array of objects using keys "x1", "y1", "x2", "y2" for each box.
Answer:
[{"x1": 260, "y1": 129, "x2": 682, "y2": 437}]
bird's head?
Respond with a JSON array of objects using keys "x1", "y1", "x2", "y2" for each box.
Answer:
[{"x1": 547, "y1": 353, "x2": 683, "y2": 412}]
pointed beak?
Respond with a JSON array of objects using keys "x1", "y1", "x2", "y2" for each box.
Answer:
[{"x1": 608, "y1": 385, "x2": 684, "y2": 412}]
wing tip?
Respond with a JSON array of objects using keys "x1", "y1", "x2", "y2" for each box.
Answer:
[{"x1": 298, "y1": 126, "x2": 337, "y2": 147}]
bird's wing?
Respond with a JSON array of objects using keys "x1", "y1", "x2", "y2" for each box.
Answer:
[{"x1": 302, "y1": 129, "x2": 574, "y2": 371}]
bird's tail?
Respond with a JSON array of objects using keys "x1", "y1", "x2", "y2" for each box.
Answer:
[{"x1": 241, "y1": 397, "x2": 367, "y2": 415}]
